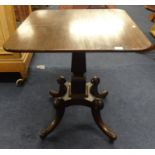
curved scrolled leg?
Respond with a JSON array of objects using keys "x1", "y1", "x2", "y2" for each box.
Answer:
[
  {"x1": 91, "y1": 103, "x2": 117, "y2": 141},
  {"x1": 49, "y1": 76, "x2": 67, "y2": 98},
  {"x1": 90, "y1": 76, "x2": 108, "y2": 99},
  {"x1": 40, "y1": 98, "x2": 65, "y2": 139}
]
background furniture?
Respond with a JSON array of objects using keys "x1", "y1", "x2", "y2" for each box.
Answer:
[
  {"x1": 59, "y1": 5, "x2": 115, "y2": 9},
  {"x1": 144, "y1": 5, "x2": 155, "y2": 38},
  {"x1": 0, "y1": 5, "x2": 33, "y2": 85},
  {"x1": 150, "y1": 24, "x2": 155, "y2": 37},
  {"x1": 14, "y1": 5, "x2": 32, "y2": 22},
  {"x1": 144, "y1": 5, "x2": 155, "y2": 22}
]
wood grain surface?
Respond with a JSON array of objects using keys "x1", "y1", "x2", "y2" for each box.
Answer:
[{"x1": 4, "y1": 9, "x2": 152, "y2": 53}]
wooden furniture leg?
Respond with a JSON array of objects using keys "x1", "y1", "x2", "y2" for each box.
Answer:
[
  {"x1": 40, "y1": 98, "x2": 65, "y2": 139},
  {"x1": 92, "y1": 107, "x2": 117, "y2": 141},
  {"x1": 40, "y1": 53, "x2": 117, "y2": 141}
]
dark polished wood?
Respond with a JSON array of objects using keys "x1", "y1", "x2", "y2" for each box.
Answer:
[
  {"x1": 41, "y1": 79, "x2": 117, "y2": 140},
  {"x1": 4, "y1": 9, "x2": 152, "y2": 53},
  {"x1": 71, "y1": 53, "x2": 86, "y2": 94},
  {"x1": 4, "y1": 9, "x2": 154, "y2": 142},
  {"x1": 40, "y1": 105, "x2": 65, "y2": 139},
  {"x1": 41, "y1": 76, "x2": 117, "y2": 140},
  {"x1": 40, "y1": 53, "x2": 117, "y2": 141},
  {"x1": 49, "y1": 76, "x2": 67, "y2": 97}
]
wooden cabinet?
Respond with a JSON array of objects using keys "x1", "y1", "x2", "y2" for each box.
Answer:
[
  {"x1": 0, "y1": 5, "x2": 33, "y2": 85},
  {"x1": 59, "y1": 5, "x2": 115, "y2": 9},
  {"x1": 144, "y1": 6, "x2": 155, "y2": 38},
  {"x1": 150, "y1": 24, "x2": 155, "y2": 37},
  {"x1": 14, "y1": 5, "x2": 32, "y2": 21}
]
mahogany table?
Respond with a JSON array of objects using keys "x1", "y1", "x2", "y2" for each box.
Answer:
[{"x1": 4, "y1": 9, "x2": 153, "y2": 141}]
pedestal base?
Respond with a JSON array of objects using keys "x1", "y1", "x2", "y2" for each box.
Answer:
[{"x1": 40, "y1": 76, "x2": 117, "y2": 141}]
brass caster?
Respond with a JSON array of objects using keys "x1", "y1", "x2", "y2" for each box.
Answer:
[{"x1": 16, "y1": 78, "x2": 25, "y2": 86}]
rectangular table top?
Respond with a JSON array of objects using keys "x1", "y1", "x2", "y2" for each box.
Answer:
[{"x1": 3, "y1": 9, "x2": 152, "y2": 53}]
